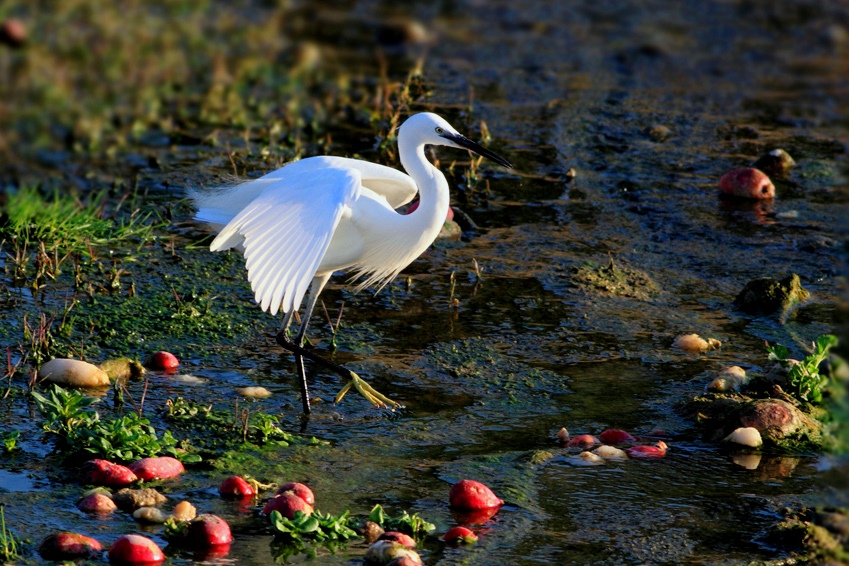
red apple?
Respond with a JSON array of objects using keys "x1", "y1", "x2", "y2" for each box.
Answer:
[
  {"x1": 275, "y1": 481, "x2": 315, "y2": 506},
  {"x1": 262, "y1": 492, "x2": 314, "y2": 519},
  {"x1": 77, "y1": 492, "x2": 117, "y2": 513},
  {"x1": 81, "y1": 459, "x2": 137, "y2": 487},
  {"x1": 566, "y1": 434, "x2": 599, "y2": 448},
  {"x1": 145, "y1": 351, "x2": 179, "y2": 371},
  {"x1": 129, "y1": 457, "x2": 184, "y2": 481},
  {"x1": 219, "y1": 476, "x2": 256, "y2": 498},
  {"x1": 598, "y1": 429, "x2": 635, "y2": 444},
  {"x1": 108, "y1": 534, "x2": 165, "y2": 564},
  {"x1": 378, "y1": 531, "x2": 416, "y2": 549},
  {"x1": 441, "y1": 526, "x2": 478, "y2": 544},
  {"x1": 191, "y1": 544, "x2": 232, "y2": 561},
  {"x1": 186, "y1": 514, "x2": 233, "y2": 547},
  {"x1": 451, "y1": 505, "x2": 500, "y2": 526},
  {"x1": 39, "y1": 532, "x2": 102, "y2": 560},
  {"x1": 449, "y1": 479, "x2": 503, "y2": 510},
  {"x1": 627, "y1": 441, "x2": 668, "y2": 459},
  {"x1": 719, "y1": 168, "x2": 775, "y2": 199}
]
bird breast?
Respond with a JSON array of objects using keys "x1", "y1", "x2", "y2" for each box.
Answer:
[{"x1": 318, "y1": 187, "x2": 446, "y2": 291}]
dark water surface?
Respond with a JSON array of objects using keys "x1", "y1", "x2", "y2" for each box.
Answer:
[{"x1": 1, "y1": 1, "x2": 847, "y2": 564}]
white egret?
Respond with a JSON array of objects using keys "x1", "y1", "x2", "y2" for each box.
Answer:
[{"x1": 191, "y1": 112, "x2": 511, "y2": 414}]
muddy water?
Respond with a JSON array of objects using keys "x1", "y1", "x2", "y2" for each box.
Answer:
[{"x1": 2, "y1": 0, "x2": 848, "y2": 564}]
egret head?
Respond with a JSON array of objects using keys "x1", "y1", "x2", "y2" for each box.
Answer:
[{"x1": 400, "y1": 112, "x2": 512, "y2": 169}]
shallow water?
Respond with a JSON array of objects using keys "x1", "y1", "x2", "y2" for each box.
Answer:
[{"x1": 1, "y1": 0, "x2": 848, "y2": 564}]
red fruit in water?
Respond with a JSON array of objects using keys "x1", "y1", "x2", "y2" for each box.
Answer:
[
  {"x1": 719, "y1": 168, "x2": 775, "y2": 199},
  {"x1": 449, "y1": 479, "x2": 503, "y2": 510},
  {"x1": 219, "y1": 476, "x2": 256, "y2": 497},
  {"x1": 108, "y1": 534, "x2": 165, "y2": 564},
  {"x1": 39, "y1": 532, "x2": 103, "y2": 560},
  {"x1": 566, "y1": 434, "x2": 598, "y2": 448},
  {"x1": 598, "y1": 429, "x2": 636, "y2": 444},
  {"x1": 451, "y1": 505, "x2": 500, "y2": 526},
  {"x1": 276, "y1": 481, "x2": 315, "y2": 506},
  {"x1": 187, "y1": 514, "x2": 233, "y2": 547},
  {"x1": 441, "y1": 526, "x2": 478, "y2": 544},
  {"x1": 81, "y1": 459, "x2": 138, "y2": 487},
  {"x1": 129, "y1": 457, "x2": 184, "y2": 481},
  {"x1": 146, "y1": 351, "x2": 180, "y2": 371},
  {"x1": 262, "y1": 492, "x2": 314, "y2": 519},
  {"x1": 77, "y1": 492, "x2": 117, "y2": 513},
  {"x1": 192, "y1": 543, "x2": 232, "y2": 561},
  {"x1": 378, "y1": 531, "x2": 416, "y2": 549},
  {"x1": 627, "y1": 441, "x2": 668, "y2": 459}
]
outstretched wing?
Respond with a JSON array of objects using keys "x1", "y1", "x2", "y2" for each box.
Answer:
[
  {"x1": 210, "y1": 167, "x2": 362, "y2": 316},
  {"x1": 312, "y1": 157, "x2": 417, "y2": 208}
]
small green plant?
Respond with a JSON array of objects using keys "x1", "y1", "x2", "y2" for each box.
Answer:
[
  {"x1": 164, "y1": 397, "x2": 319, "y2": 454},
  {"x1": 0, "y1": 506, "x2": 21, "y2": 563},
  {"x1": 249, "y1": 412, "x2": 296, "y2": 446},
  {"x1": 30, "y1": 384, "x2": 100, "y2": 436},
  {"x1": 31, "y1": 384, "x2": 193, "y2": 462},
  {"x1": 368, "y1": 504, "x2": 436, "y2": 536},
  {"x1": 767, "y1": 334, "x2": 839, "y2": 404},
  {"x1": 1, "y1": 431, "x2": 20, "y2": 453},
  {"x1": 269, "y1": 509, "x2": 358, "y2": 542}
]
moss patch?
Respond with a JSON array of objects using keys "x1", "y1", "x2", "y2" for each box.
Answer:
[{"x1": 571, "y1": 257, "x2": 661, "y2": 300}]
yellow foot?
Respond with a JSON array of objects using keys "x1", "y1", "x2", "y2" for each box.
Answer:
[{"x1": 334, "y1": 372, "x2": 403, "y2": 410}]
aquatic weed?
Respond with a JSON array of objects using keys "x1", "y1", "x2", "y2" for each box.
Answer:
[
  {"x1": 269, "y1": 509, "x2": 358, "y2": 543},
  {"x1": 164, "y1": 397, "x2": 314, "y2": 453},
  {"x1": 31, "y1": 384, "x2": 192, "y2": 462},
  {"x1": 368, "y1": 504, "x2": 436, "y2": 536},
  {"x1": 767, "y1": 334, "x2": 839, "y2": 405}
]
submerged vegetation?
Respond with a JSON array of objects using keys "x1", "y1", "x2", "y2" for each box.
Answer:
[{"x1": 164, "y1": 396, "x2": 326, "y2": 455}]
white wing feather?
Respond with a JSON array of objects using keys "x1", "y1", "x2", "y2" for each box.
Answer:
[
  {"x1": 209, "y1": 167, "x2": 361, "y2": 316},
  {"x1": 190, "y1": 156, "x2": 415, "y2": 220}
]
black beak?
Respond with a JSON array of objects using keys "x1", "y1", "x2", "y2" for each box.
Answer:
[{"x1": 440, "y1": 132, "x2": 512, "y2": 169}]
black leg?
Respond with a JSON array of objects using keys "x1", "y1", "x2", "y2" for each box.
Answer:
[
  {"x1": 279, "y1": 274, "x2": 401, "y2": 412},
  {"x1": 295, "y1": 352, "x2": 310, "y2": 414},
  {"x1": 274, "y1": 331, "x2": 403, "y2": 410}
]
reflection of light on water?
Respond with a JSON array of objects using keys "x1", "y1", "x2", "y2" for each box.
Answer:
[
  {"x1": 0, "y1": 469, "x2": 36, "y2": 492},
  {"x1": 813, "y1": 454, "x2": 848, "y2": 472}
]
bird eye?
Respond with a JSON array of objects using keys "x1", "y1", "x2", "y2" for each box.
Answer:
[{"x1": 435, "y1": 127, "x2": 444, "y2": 134}]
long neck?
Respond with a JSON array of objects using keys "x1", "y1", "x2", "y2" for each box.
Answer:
[{"x1": 399, "y1": 139, "x2": 450, "y2": 246}]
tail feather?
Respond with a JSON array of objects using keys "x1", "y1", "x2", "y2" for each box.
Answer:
[{"x1": 188, "y1": 181, "x2": 269, "y2": 251}]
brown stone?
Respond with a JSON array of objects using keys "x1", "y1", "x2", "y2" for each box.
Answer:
[{"x1": 740, "y1": 399, "x2": 801, "y2": 438}]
